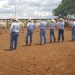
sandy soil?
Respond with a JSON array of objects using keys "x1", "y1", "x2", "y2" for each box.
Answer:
[{"x1": 0, "y1": 28, "x2": 75, "y2": 75}]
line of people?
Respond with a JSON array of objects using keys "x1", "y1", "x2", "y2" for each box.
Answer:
[
  {"x1": 9, "y1": 18, "x2": 75, "y2": 50},
  {"x1": 26, "y1": 18, "x2": 65, "y2": 45}
]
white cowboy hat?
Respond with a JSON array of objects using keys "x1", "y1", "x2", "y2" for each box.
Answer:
[
  {"x1": 13, "y1": 18, "x2": 19, "y2": 22},
  {"x1": 51, "y1": 19, "x2": 56, "y2": 23},
  {"x1": 28, "y1": 19, "x2": 32, "y2": 22},
  {"x1": 60, "y1": 18, "x2": 64, "y2": 21}
]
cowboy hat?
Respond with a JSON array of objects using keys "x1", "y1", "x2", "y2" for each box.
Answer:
[
  {"x1": 51, "y1": 19, "x2": 56, "y2": 23},
  {"x1": 13, "y1": 18, "x2": 19, "y2": 22},
  {"x1": 60, "y1": 18, "x2": 64, "y2": 21}
]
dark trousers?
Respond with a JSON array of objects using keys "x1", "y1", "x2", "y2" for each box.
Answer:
[
  {"x1": 72, "y1": 27, "x2": 75, "y2": 41},
  {"x1": 50, "y1": 29, "x2": 56, "y2": 43},
  {"x1": 58, "y1": 29, "x2": 64, "y2": 42},
  {"x1": 26, "y1": 30, "x2": 33, "y2": 45},
  {"x1": 40, "y1": 30, "x2": 46, "y2": 44},
  {"x1": 10, "y1": 32, "x2": 19, "y2": 49}
]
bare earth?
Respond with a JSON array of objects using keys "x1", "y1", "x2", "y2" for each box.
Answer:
[{"x1": 0, "y1": 29, "x2": 75, "y2": 75}]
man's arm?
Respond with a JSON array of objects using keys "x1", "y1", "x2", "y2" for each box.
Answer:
[{"x1": 10, "y1": 23, "x2": 13, "y2": 33}]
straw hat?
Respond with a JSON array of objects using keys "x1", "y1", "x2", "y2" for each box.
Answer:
[
  {"x1": 14, "y1": 19, "x2": 19, "y2": 22},
  {"x1": 28, "y1": 19, "x2": 32, "y2": 22},
  {"x1": 60, "y1": 18, "x2": 64, "y2": 21},
  {"x1": 51, "y1": 19, "x2": 56, "y2": 23}
]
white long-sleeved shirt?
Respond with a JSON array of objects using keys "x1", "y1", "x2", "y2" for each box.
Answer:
[
  {"x1": 49, "y1": 22, "x2": 56, "y2": 29},
  {"x1": 27, "y1": 22, "x2": 35, "y2": 31},
  {"x1": 10, "y1": 22, "x2": 20, "y2": 33},
  {"x1": 58, "y1": 21, "x2": 65, "y2": 29},
  {"x1": 39, "y1": 20, "x2": 47, "y2": 30},
  {"x1": 72, "y1": 21, "x2": 75, "y2": 28}
]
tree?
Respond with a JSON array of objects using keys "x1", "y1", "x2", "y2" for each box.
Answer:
[{"x1": 53, "y1": 0, "x2": 75, "y2": 18}]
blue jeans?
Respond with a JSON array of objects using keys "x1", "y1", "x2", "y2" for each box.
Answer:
[
  {"x1": 72, "y1": 27, "x2": 75, "y2": 41},
  {"x1": 58, "y1": 29, "x2": 64, "y2": 42},
  {"x1": 26, "y1": 30, "x2": 33, "y2": 45},
  {"x1": 10, "y1": 32, "x2": 19, "y2": 49},
  {"x1": 50, "y1": 29, "x2": 56, "y2": 43},
  {"x1": 40, "y1": 30, "x2": 46, "y2": 44}
]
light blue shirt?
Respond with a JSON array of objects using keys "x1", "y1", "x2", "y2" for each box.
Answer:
[
  {"x1": 39, "y1": 20, "x2": 47, "y2": 30},
  {"x1": 72, "y1": 21, "x2": 75, "y2": 28},
  {"x1": 58, "y1": 21, "x2": 65, "y2": 29},
  {"x1": 27, "y1": 22, "x2": 35, "y2": 31},
  {"x1": 49, "y1": 22, "x2": 56, "y2": 29},
  {"x1": 10, "y1": 22, "x2": 20, "y2": 33}
]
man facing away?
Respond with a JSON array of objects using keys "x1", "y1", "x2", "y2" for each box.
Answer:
[
  {"x1": 26, "y1": 19, "x2": 35, "y2": 46},
  {"x1": 57, "y1": 18, "x2": 65, "y2": 42},
  {"x1": 71, "y1": 20, "x2": 75, "y2": 41},
  {"x1": 39, "y1": 19, "x2": 47, "y2": 45},
  {"x1": 49, "y1": 19, "x2": 56, "y2": 43},
  {"x1": 10, "y1": 19, "x2": 20, "y2": 50}
]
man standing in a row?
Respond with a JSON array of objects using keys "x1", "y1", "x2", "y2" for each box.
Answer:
[
  {"x1": 10, "y1": 19, "x2": 20, "y2": 50},
  {"x1": 71, "y1": 20, "x2": 75, "y2": 41},
  {"x1": 49, "y1": 19, "x2": 56, "y2": 43},
  {"x1": 57, "y1": 18, "x2": 65, "y2": 42},
  {"x1": 26, "y1": 19, "x2": 35, "y2": 46},
  {"x1": 39, "y1": 19, "x2": 47, "y2": 45}
]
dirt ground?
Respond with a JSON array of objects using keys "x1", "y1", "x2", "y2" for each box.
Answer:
[{"x1": 0, "y1": 28, "x2": 75, "y2": 75}]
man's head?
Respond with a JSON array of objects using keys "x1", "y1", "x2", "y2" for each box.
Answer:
[
  {"x1": 51, "y1": 19, "x2": 56, "y2": 23},
  {"x1": 13, "y1": 19, "x2": 19, "y2": 22},
  {"x1": 59, "y1": 18, "x2": 64, "y2": 21},
  {"x1": 28, "y1": 19, "x2": 32, "y2": 22}
]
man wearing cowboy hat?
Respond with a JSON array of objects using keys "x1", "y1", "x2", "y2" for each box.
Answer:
[
  {"x1": 10, "y1": 19, "x2": 20, "y2": 50},
  {"x1": 39, "y1": 18, "x2": 47, "y2": 45},
  {"x1": 71, "y1": 19, "x2": 75, "y2": 41},
  {"x1": 57, "y1": 18, "x2": 65, "y2": 42},
  {"x1": 49, "y1": 19, "x2": 56, "y2": 43},
  {"x1": 26, "y1": 19, "x2": 35, "y2": 46}
]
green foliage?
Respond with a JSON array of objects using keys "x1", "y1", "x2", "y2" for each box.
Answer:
[{"x1": 53, "y1": 0, "x2": 75, "y2": 18}]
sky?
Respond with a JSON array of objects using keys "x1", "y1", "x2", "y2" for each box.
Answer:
[{"x1": 0, "y1": 0, "x2": 62, "y2": 19}]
